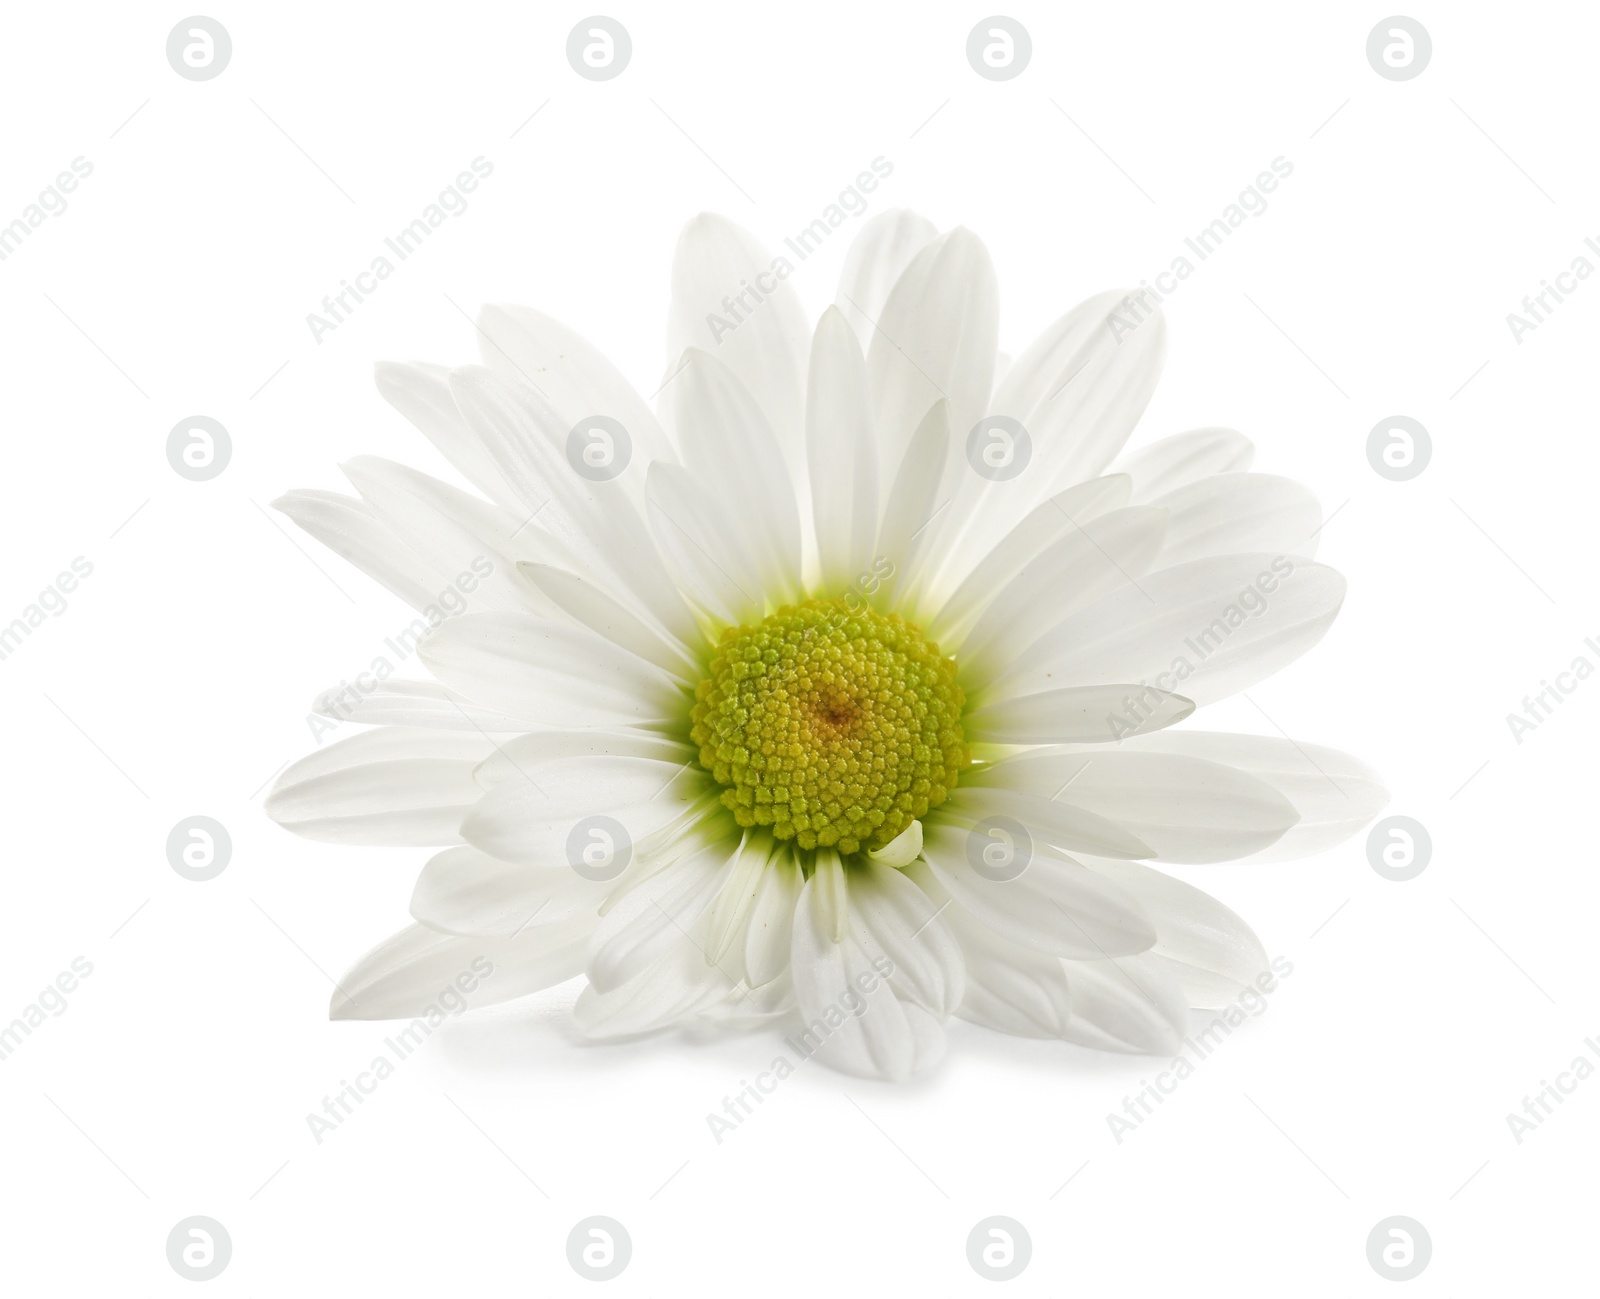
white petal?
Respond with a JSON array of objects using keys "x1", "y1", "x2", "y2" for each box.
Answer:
[
  {"x1": 672, "y1": 349, "x2": 802, "y2": 603},
  {"x1": 989, "y1": 553, "x2": 1347, "y2": 708},
  {"x1": 1151, "y1": 473, "x2": 1321, "y2": 567},
  {"x1": 472, "y1": 729, "x2": 693, "y2": 790},
  {"x1": 867, "y1": 820, "x2": 923, "y2": 869},
  {"x1": 410, "y1": 845, "x2": 609, "y2": 936},
  {"x1": 867, "y1": 227, "x2": 998, "y2": 490},
  {"x1": 992, "y1": 288, "x2": 1166, "y2": 488},
  {"x1": 1115, "y1": 731, "x2": 1389, "y2": 863},
  {"x1": 420, "y1": 611, "x2": 687, "y2": 727},
  {"x1": 946, "y1": 899, "x2": 1074, "y2": 1038},
  {"x1": 447, "y1": 366, "x2": 701, "y2": 647},
  {"x1": 665, "y1": 214, "x2": 809, "y2": 483},
  {"x1": 914, "y1": 824, "x2": 1156, "y2": 959},
  {"x1": 741, "y1": 849, "x2": 804, "y2": 988},
  {"x1": 311, "y1": 679, "x2": 541, "y2": 733},
  {"x1": 936, "y1": 785, "x2": 1154, "y2": 860},
  {"x1": 461, "y1": 753, "x2": 709, "y2": 867},
  {"x1": 646, "y1": 461, "x2": 766, "y2": 624},
  {"x1": 1115, "y1": 426, "x2": 1254, "y2": 503},
  {"x1": 924, "y1": 474, "x2": 1132, "y2": 642},
  {"x1": 373, "y1": 361, "x2": 523, "y2": 511},
  {"x1": 1080, "y1": 856, "x2": 1271, "y2": 1007},
  {"x1": 847, "y1": 859, "x2": 964, "y2": 1017},
  {"x1": 788, "y1": 865, "x2": 948, "y2": 1081},
  {"x1": 474, "y1": 303, "x2": 677, "y2": 482},
  {"x1": 964, "y1": 683, "x2": 1194, "y2": 745},
  {"x1": 574, "y1": 929, "x2": 739, "y2": 1038},
  {"x1": 806, "y1": 307, "x2": 879, "y2": 593},
  {"x1": 330, "y1": 920, "x2": 591, "y2": 1020},
  {"x1": 588, "y1": 830, "x2": 742, "y2": 993},
  {"x1": 875, "y1": 399, "x2": 951, "y2": 605},
  {"x1": 936, "y1": 289, "x2": 1165, "y2": 576},
  {"x1": 967, "y1": 749, "x2": 1300, "y2": 864},
  {"x1": 266, "y1": 727, "x2": 494, "y2": 845},
  {"x1": 1060, "y1": 954, "x2": 1188, "y2": 1054},
  {"x1": 518, "y1": 563, "x2": 701, "y2": 683},
  {"x1": 956, "y1": 505, "x2": 1169, "y2": 681},
  {"x1": 338, "y1": 456, "x2": 559, "y2": 618},
  {"x1": 835, "y1": 208, "x2": 939, "y2": 353},
  {"x1": 272, "y1": 489, "x2": 445, "y2": 612}
]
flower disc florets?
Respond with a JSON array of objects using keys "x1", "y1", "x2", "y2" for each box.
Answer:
[{"x1": 690, "y1": 598, "x2": 968, "y2": 854}]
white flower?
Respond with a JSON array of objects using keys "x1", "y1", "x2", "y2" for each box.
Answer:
[{"x1": 267, "y1": 210, "x2": 1386, "y2": 1081}]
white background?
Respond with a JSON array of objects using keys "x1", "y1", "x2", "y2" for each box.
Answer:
[{"x1": 1, "y1": 1, "x2": 1593, "y2": 1292}]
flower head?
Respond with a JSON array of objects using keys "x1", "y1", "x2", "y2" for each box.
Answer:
[{"x1": 267, "y1": 210, "x2": 1386, "y2": 1080}]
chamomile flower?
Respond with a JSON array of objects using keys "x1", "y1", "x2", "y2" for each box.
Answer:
[{"x1": 266, "y1": 210, "x2": 1385, "y2": 1079}]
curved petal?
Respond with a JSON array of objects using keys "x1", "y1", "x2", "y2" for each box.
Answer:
[
  {"x1": 1114, "y1": 426, "x2": 1254, "y2": 503},
  {"x1": 868, "y1": 227, "x2": 998, "y2": 491},
  {"x1": 447, "y1": 365, "x2": 701, "y2": 647},
  {"x1": 932, "y1": 288, "x2": 1166, "y2": 584},
  {"x1": 474, "y1": 303, "x2": 677, "y2": 482},
  {"x1": 1080, "y1": 856, "x2": 1271, "y2": 1008},
  {"x1": 1059, "y1": 953, "x2": 1188, "y2": 1054},
  {"x1": 806, "y1": 306, "x2": 879, "y2": 594},
  {"x1": 272, "y1": 489, "x2": 445, "y2": 613},
  {"x1": 988, "y1": 553, "x2": 1347, "y2": 709},
  {"x1": 373, "y1": 361, "x2": 523, "y2": 511},
  {"x1": 913, "y1": 826, "x2": 1156, "y2": 959},
  {"x1": 956, "y1": 504, "x2": 1169, "y2": 681},
  {"x1": 835, "y1": 208, "x2": 939, "y2": 352},
  {"x1": 672, "y1": 348, "x2": 803, "y2": 603},
  {"x1": 964, "y1": 683, "x2": 1194, "y2": 745},
  {"x1": 645, "y1": 461, "x2": 766, "y2": 624},
  {"x1": 461, "y1": 753, "x2": 710, "y2": 867},
  {"x1": 587, "y1": 827, "x2": 742, "y2": 993},
  {"x1": 420, "y1": 611, "x2": 688, "y2": 727},
  {"x1": 875, "y1": 400, "x2": 951, "y2": 607},
  {"x1": 472, "y1": 729, "x2": 694, "y2": 789},
  {"x1": 967, "y1": 749, "x2": 1300, "y2": 864},
  {"x1": 518, "y1": 562, "x2": 702, "y2": 683},
  {"x1": 338, "y1": 456, "x2": 553, "y2": 614},
  {"x1": 947, "y1": 901, "x2": 1074, "y2": 1038},
  {"x1": 1150, "y1": 473, "x2": 1321, "y2": 567},
  {"x1": 573, "y1": 931, "x2": 741, "y2": 1039},
  {"x1": 923, "y1": 474, "x2": 1132, "y2": 642},
  {"x1": 1114, "y1": 731, "x2": 1389, "y2": 863},
  {"x1": 846, "y1": 859, "x2": 964, "y2": 1018},
  {"x1": 266, "y1": 727, "x2": 495, "y2": 845},
  {"x1": 935, "y1": 785, "x2": 1154, "y2": 861},
  {"x1": 665, "y1": 214, "x2": 809, "y2": 483},
  {"x1": 410, "y1": 845, "x2": 610, "y2": 936},
  {"x1": 788, "y1": 862, "x2": 951, "y2": 1081},
  {"x1": 310, "y1": 679, "x2": 543, "y2": 733},
  {"x1": 329, "y1": 919, "x2": 592, "y2": 1020}
]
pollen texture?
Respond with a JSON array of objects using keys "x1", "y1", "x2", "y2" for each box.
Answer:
[{"x1": 690, "y1": 599, "x2": 968, "y2": 854}]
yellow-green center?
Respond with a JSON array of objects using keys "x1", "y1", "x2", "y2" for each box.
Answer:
[{"x1": 690, "y1": 598, "x2": 968, "y2": 854}]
